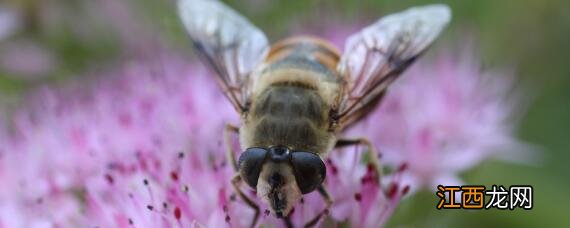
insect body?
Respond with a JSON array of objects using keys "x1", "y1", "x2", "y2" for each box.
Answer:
[
  {"x1": 239, "y1": 37, "x2": 341, "y2": 219},
  {"x1": 178, "y1": 0, "x2": 451, "y2": 226},
  {"x1": 246, "y1": 37, "x2": 342, "y2": 156}
]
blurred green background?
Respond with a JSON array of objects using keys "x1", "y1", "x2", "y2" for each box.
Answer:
[{"x1": 1, "y1": 0, "x2": 569, "y2": 227}]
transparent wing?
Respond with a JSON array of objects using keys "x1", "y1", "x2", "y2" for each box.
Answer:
[
  {"x1": 178, "y1": 0, "x2": 269, "y2": 113},
  {"x1": 335, "y1": 4, "x2": 451, "y2": 129}
]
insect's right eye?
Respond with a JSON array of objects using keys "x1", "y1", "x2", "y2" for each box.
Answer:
[
  {"x1": 238, "y1": 147, "x2": 268, "y2": 188},
  {"x1": 291, "y1": 151, "x2": 326, "y2": 194}
]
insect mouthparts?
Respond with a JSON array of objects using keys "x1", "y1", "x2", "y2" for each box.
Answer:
[{"x1": 271, "y1": 190, "x2": 286, "y2": 216}]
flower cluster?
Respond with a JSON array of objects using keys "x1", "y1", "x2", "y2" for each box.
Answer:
[{"x1": 0, "y1": 53, "x2": 412, "y2": 227}]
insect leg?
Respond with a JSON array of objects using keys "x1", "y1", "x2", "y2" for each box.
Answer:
[
  {"x1": 303, "y1": 185, "x2": 332, "y2": 228},
  {"x1": 224, "y1": 123, "x2": 240, "y2": 171},
  {"x1": 231, "y1": 174, "x2": 260, "y2": 228},
  {"x1": 334, "y1": 137, "x2": 383, "y2": 179}
]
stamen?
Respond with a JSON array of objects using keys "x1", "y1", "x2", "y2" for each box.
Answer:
[
  {"x1": 170, "y1": 171, "x2": 179, "y2": 181},
  {"x1": 366, "y1": 164, "x2": 374, "y2": 172},
  {"x1": 402, "y1": 185, "x2": 410, "y2": 195},
  {"x1": 143, "y1": 178, "x2": 155, "y2": 204},
  {"x1": 326, "y1": 159, "x2": 339, "y2": 175},
  {"x1": 174, "y1": 207, "x2": 182, "y2": 220},
  {"x1": 331, "y1": 165, "x2": 338, "y2": 175},
  {"x1": 397, "y1": 163, "x2": 408, "y2": 172},
  {"x1": 354, "y1": 193, "x2": 362, "y2": 202},
  {"x1": 105, "y1": 174, "x2": 114, "y2": 185},
  {"x1": 387, "y1": 183, "x2": 399, "y2": 198}
]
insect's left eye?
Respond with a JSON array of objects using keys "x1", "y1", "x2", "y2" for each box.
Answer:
[
  {"x1": 238, "y1": 147, "x2": 268, "y2": 188},
  {"x1": 291, "y1": 151, "x2": 326, "y2": 194}
]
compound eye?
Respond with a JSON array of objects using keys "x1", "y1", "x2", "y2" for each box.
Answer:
[
  {"x1": 291, "y1": 152, "x2": 326, "y2": 194},
  {"x1": 238, "y1": 147, "x2": 268, "y2": 188}
]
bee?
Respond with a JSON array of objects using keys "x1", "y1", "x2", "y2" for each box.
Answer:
[{"x1": 178, "y1": 0, "x2": 450, "y2": 226}]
